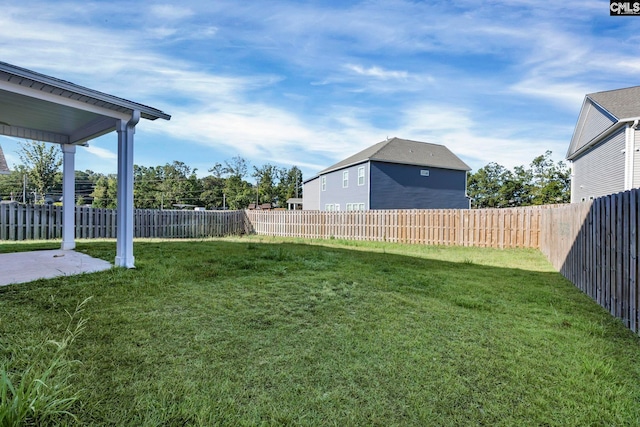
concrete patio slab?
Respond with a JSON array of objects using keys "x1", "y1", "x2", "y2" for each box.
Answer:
[{"x1": 0, "y1": 250, "x2": 112, "y2": 286}]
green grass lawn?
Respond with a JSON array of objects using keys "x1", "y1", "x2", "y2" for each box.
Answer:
[{"x1": 1, "y1": 237, "x2": 640, "y2": 426}]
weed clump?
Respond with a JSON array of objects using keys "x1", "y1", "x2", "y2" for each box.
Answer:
[{"x1": 0, "y1": 296, "x2": 92, "y2": 426}]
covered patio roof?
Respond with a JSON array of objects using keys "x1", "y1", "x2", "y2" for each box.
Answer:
[
  {"x1": 0, "y1": 61, "x2": 170, "y2": 267},
  {"x1": 0, "y1": 61, "x2": 169, "y2": 144}
]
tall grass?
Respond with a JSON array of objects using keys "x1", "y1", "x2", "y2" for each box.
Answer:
[{"x1": 0, "y1": 297, "x2": 91, "y2": 426}]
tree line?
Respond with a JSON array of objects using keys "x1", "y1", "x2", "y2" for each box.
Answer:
[
  {"x1": 0, "y1": 141, "x2": 571, "y2": 210},
  {"x1": 466, "y1": 150, "x2": 570, "y2": 208},
  {"x1": 0, "y1": 141, "x2": 303, "y2": 210}
]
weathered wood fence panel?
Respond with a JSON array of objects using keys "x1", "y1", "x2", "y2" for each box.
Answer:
[
  {"x1": 0, "y1": 205, "x2": 248, "y2": 240},
  {"x1": 540, "y1": 189, "x2": 640, "y2": 334},
  {"x1": 245, "y1": 207, "x2": 543, "y2": 249}
]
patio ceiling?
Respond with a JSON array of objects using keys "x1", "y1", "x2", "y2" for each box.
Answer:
[{"x1": 0, "y1": 61, "x2": 170, "y2": 145}]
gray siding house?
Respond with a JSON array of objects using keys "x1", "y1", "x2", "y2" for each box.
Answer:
[
  {"x1": 568, "y1": 86, "x2": 640, "y2": 202},
  {"x1": 0, "y1": 145, "x2": 9, "y2": 175},
  {"x1": 303, "y1": 137, "x2": 471, "y2": 211}
]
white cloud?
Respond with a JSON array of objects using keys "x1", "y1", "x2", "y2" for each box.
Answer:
[
  {"x1": 346, "y1": 65, "x2": 409, "y2": 80},
  {"x1": 394, "y1": 104, "x2": 570, "y2": 171},
  {"x1": 84, "y1": 145, "x2": 117, "y2": 161},
  {"x1": 150, "y1": 4, "x2": 194, "y2": 21},
  {"x1": 509, "y1": 79, "x2": 588, "y2": 110}
]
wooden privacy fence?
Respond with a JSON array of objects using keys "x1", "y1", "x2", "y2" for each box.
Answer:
[
  {"x1": 5, "y1": 199, "x2": 640, "y2": 335},
  {"x1": 540, "y1": 190, "x2": 640, "y2": 334},
  {"x1": 246, "y1": 208, "x2": 544, "y2": 248},
  {"x1": 2, "y1": 204, "x2": 545, "y2": 248},
  {"x1": 0, "y1": 204, "x2": 248, "y2": 240}
]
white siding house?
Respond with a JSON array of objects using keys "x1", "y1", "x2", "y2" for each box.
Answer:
[
  {"x1": 568, "y1": 86, "x2": 640, "y2": 202},
  {"x1": 302, "y1": 176, "x2": 320, "y2": 210}
]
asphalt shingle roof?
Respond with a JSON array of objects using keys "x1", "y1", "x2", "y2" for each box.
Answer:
[
  {"x1": 319, "y1": 137, "x2": 470, "y2": 174},
  {"x1": 588, "y1": 86, "x2": 640, "y2": 120}
]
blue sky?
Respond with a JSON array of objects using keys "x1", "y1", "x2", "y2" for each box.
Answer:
[{"x1": 0, "y1": 0, "x2": 637, "y2": 181}]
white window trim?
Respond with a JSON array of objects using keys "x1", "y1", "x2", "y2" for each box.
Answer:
[
  {"x1": 343, "y1": 171, "x2": 349, "y2": 188},
  {"x1": 358, "y1": 166, "x2": 365, "y2": 186},
  {"x1": 321, "y1": 176, "x2": 326, "y2": 191}
]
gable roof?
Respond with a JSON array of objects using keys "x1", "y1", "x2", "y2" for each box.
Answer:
[
  {"x1": 588, "y1": 86, "x2": 640, "y2": 120},
  {"x1": 567, "y1": 86, "x2": 640, "y2": 160},
  {"x1": 319, "y1": 137, "x2": 471, "y2": 175},
  {"x1": 0, "y1": 144, "x2": 9, "y2": 175}
]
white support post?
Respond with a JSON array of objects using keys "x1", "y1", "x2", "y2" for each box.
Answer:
[
  {"x1": 61, "y1": 144, "x2": 76, "y2": 250},
  {"x1": 625, "y1": 123, "x2": 635, "y2": 191},
  {"x1": 115, "y1": 111, "x2": 139, "y2": 268}
]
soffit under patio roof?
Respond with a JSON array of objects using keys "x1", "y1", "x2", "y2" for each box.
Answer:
[{"x1": 0, "y1": 61, "x2": 170, "y2": 145}]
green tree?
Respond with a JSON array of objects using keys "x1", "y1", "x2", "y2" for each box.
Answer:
[
  {"x1": 276, "y1": 166, "x2": 303, "y2": 207},
  {"x1": 74, "y1": 170, "x2": 102, "y2": 205},
  {"x1": 200, "y1": 175, "x2": 225, "y2": 209},
  {"x1": 223, "y1": 156, "x2": 248, "y2": 179},
  {"x1": 217, "y1": 156, "x2": 254, "y2": 209},
  {"x1": 158, "y1": 161, "x2": 202, "y2": 208},
  {"x1": 252, "y1": 164, "x2": 280, "y2": 207},
  {"x1": 0, "y1": 166, "x2": 28, "y2": 202},
  {"x1": 134, "y1": 165, "x2": 162, "y2": 208},
  {"x1": 467, "y1": 151, "x2": 570, "y2": 208},
  {"x1": 224, "y1": 175, "x2": 253, "y2": 209},
  {"x1": 467, "y1": 162, "x2": 510, "y2": 208},
  {"x1": 18, "y1": 141, "x2": 62, "y2": 203},
  {"x1": 528, "y1": 151, "x2": 570, "y2": 205},
  {"x1": 91, "y1": 175, "x2": 117, "y2": 208}
]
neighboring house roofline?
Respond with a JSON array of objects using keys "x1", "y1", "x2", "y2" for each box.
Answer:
[
  {"x1": 317, "y1": 137, "x2": 470, "y2": 176},
  {"x1": 303, "y1": 175, "x2": 320, "y2": 185},
  {"x1": 318, "y1": 159, "x2": 369, "y2": 176}
]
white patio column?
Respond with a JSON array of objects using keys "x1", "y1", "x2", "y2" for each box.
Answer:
[
  {"x1": 115, "y1": 111, "x2": 140, "y2": 268},
  {"x1": 61, "y1": 144, "x2": 76, "y2": 250}
]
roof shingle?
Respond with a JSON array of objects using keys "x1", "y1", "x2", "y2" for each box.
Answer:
[
  {"x1": 319, "y1": 137, "x2": 470, "y2": 174},
  {"x1": 588, "y1": 86, "x2": 640, "y2": 120}
]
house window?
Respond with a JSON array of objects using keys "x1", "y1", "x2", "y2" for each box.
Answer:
[
  {"x1": 358, "y1": 167, "x2": 365, "y2": 186},
  {"x1": 325, "y1": 204, "x2": 334, "y2": 211},
  {"x1": 321, "y1": 176, "x2": 326, "y2": 191},
  {"x1": 335, "y1": 204, "x2": 340, "y2": 211},
  {"x1": 343, "y1": 171, "x2": 349, "y2": 188},
  {"x1": 358, "y1": 203, "x2": 365, "y2": 211},
  {"x1": 346, "y1": 203, "x2": 353, "y2": 211}
]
